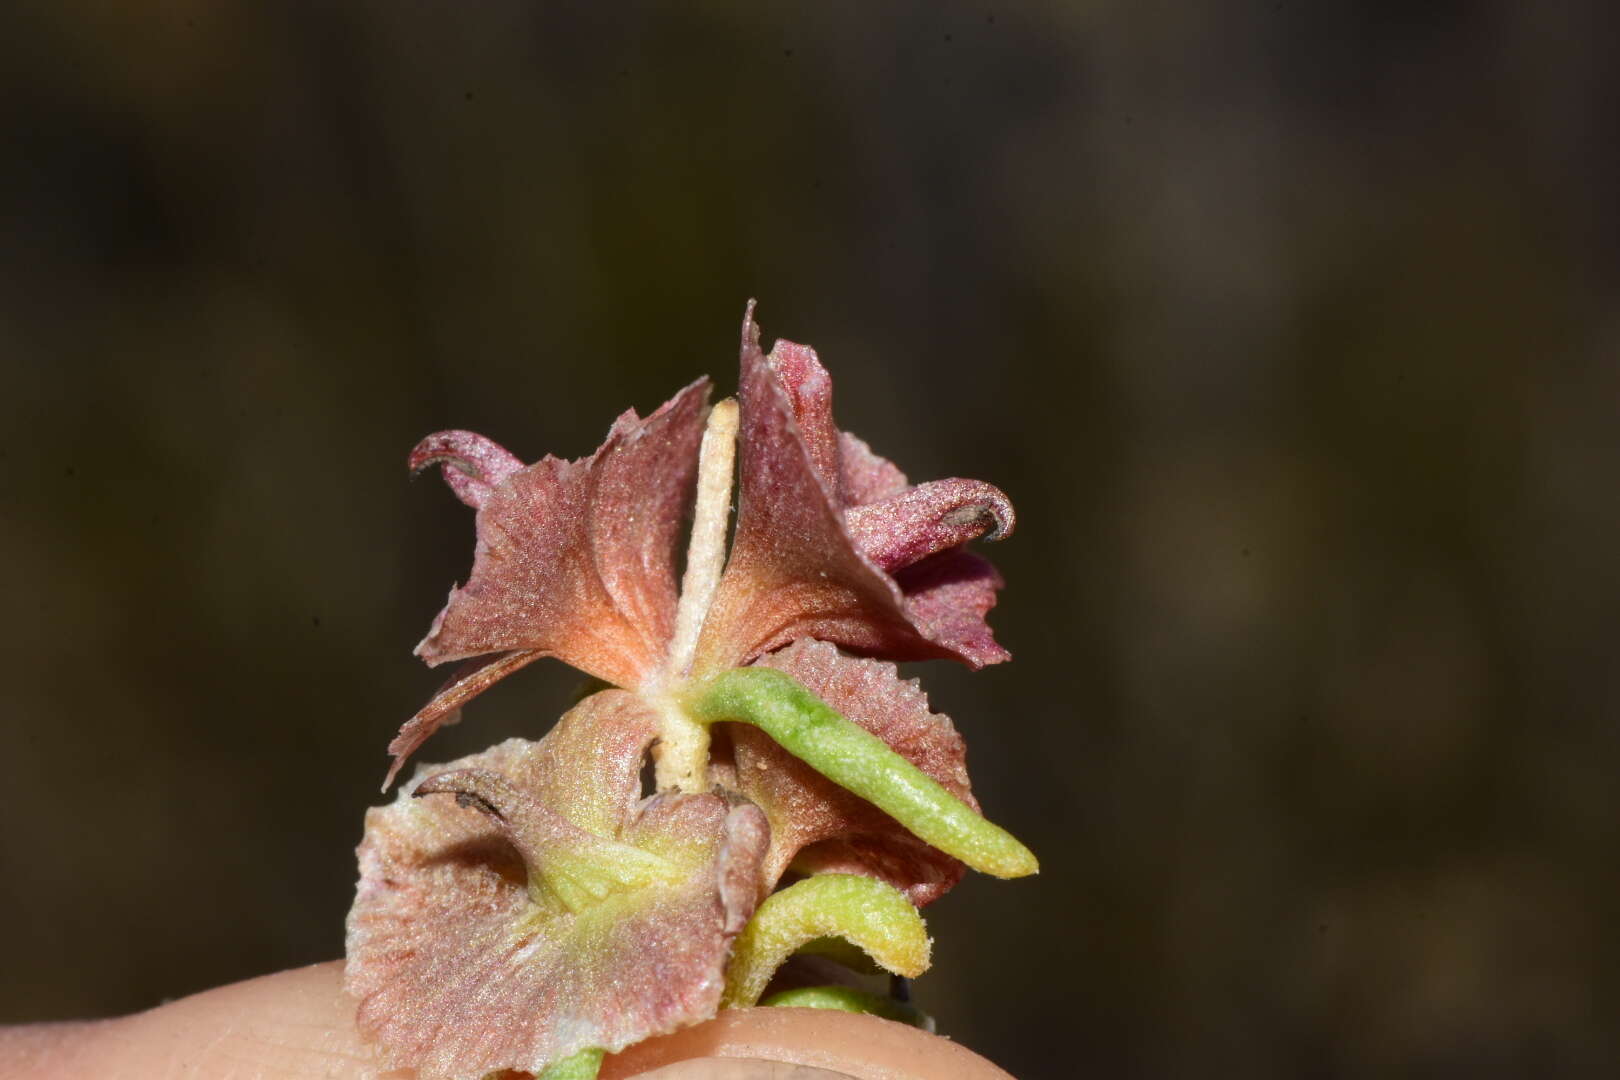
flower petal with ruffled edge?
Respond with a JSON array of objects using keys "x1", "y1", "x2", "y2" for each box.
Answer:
[
  {"x1": 725, "y1": 639, "x2": 976, "y2": 907},
  {"x1": 387, "y1": 380, "x2": 709, "y2": 784},
  {"x1": 691, "y1": 307, "x2": 1013, "y2": 675},
  {"x1": 840, "y1": 434, "x2": 1012, "y2": 670},
  {"x1": 348, "y1": 690, "x2": 769, "y2": 1080}
]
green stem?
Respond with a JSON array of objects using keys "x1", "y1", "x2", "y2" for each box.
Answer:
[
  {"x1": 794, "y1": 934, "x2": 883, "y2": 974},
  {"x1": 535, "y1": 1046, "x2": 605, "y2": 1080},
  {"x1": 761, "y1": 985, "x2": 935, "y2": 1031},
  {"x1": 683, "y1": 667, "x2": 1038, "y2": 879},
  {"x1": 723, "y1": 874, "x2": 930, "y2": 1008}
]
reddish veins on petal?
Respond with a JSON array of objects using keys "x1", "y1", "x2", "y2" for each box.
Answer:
[
  {"x1": 387, "y1": 379, "x2": 709, "y2": 780},
  {"x1": 690, "y1": 305, "x2": 1015, "y2": 675},
  {"x1": 409, "y1": 429, "x2": 525, "y2": 509},
  {"x1": 385, "y1": 650, "x2": 546, "y2": 790},
  {"x1": 348, "y1": 693, "x2": 770, "y2": 1080}
]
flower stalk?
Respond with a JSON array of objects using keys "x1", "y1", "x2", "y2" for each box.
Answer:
[
  {"x1": 684, "y1": 667, "x2": 1038, "y2": 879},
  {"x1": 758, "y1": 985, "x2": 935, "y2": 1030},
  {"x1": 722, "y1": 874, "x2": 931, "y2": 1009}
]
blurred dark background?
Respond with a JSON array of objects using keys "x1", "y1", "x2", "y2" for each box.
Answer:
[{"x1": 3, "y1": 2, "x2": 1618, "y2": 1077}]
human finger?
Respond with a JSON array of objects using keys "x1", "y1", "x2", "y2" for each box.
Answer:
[{"x1": 0, "y1": 961, "x2": 1013, "y2": 1080}]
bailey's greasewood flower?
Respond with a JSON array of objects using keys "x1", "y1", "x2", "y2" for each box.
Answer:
[
  {"x1": 345, "y1": 305, "x2": 1035, "y2": 1080},
  {"x1": 348, "y1": 696, "x2": 770, "y2": 1079},
  {"x1": 389, "y1": 305, "x2": 1012, "y2": 782}
]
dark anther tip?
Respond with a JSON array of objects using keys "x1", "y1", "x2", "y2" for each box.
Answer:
[{"x1": 942, "y1": 495, "x2": 1013, "y2": 542}]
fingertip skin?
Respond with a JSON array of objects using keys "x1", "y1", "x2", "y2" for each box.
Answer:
[
  {"x1": 0, "y1": 964, "x2": 1014, "y2": 1080},
  {"x1": 602, "y1": 1007, "x2": 1016, "y2": 1080},
  {"x1": 0, "y1": 962, "x2": 393, "y2": 1080},
  {"x1": 0, "y1": 1019, "x2": 108, "y2": 1079}
]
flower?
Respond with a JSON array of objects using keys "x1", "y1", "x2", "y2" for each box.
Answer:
[
  {"x1": 690, "y1": 312, "x2": 1013, "y2": 676},
  {"x1": 389, "y1": 304, "x2": 1013, "y2": 785},
  {"x1": 386, "y1": 378, "x2": 711, "y2": 781},
  {"x1": 348, "y1": 692, "x2": 769, "y2": 1078},
  {"x1": 346, "y1": 304, "x2": 1025, "y2": 1079}
]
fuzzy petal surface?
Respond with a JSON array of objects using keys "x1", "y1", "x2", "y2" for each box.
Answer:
[
  {"x1": 890, "y1": 550, "x2": 1009, "y2": 668},
  {"x1": 409, "y1": 429, "x2": 526, "y2": 509},
  {"x1": 395, "y1": 379, "x2": 708, "y2": 775},
  {"x1": 385, "y1": 651, "x2": 546, "y2": 789},
  {"x1": 693, "y1": 309, "x2": 1011, "y2": 673},
  {"x1": 844, "y1": 479, "x2": 1013, "y2": 573},
  {"x1": 837, "y1": 431, "x2": 908, "y2": 506},
  {"x1": 348, "y1": 691, "x2": 769, "y2": 1080},
  {"x1": 729, "y1": 640, "x2": 976, "y2": 907},
  {"x1": 837, "y1": 427, "x2": 1013, "y2": 671}
]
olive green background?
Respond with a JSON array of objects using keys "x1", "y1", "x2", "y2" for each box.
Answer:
[{"x1": 3, "y1": 3, "x2": 1618, "y2": 1077}]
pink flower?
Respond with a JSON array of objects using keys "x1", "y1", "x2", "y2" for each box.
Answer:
[
  {"x1": 348, "y1": 693, "x2": 769, "y2": 1078},
  {"x1": 391, "y1": 304, "x2": 1013, "y2": 784},
  {"x1": 345, "y1": 306, "x2": 1024, "y2": 1079}
]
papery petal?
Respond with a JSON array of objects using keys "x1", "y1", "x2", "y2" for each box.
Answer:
[
  {"x1": 691, "y1": 314, "x2": 938, "y2": 672},
  {"x1": 385, "y1": 651, "x2": 545, "y2": 790},
  {"x1": 400, "y1": 379, "x2": 708, "y2": 769},
  {"x1": 410, "y1": 430, "x2": 525, "y2": 509},
  {"x1": 838, "y1": 431, "x2": 907, "y2": 505},
  {"x1": 513, "y1": 688, "x2": 667, "y2": 837},
  {"x1": 892, "y1": 549, "x2": 1010, "y2": 669},
  {"x1": 769, "y1": 340, "x2": 842, "y2": 498},
  {"x1": 728, "y1": 639, "x2": 974, "y2": 907},
  {"x1": 788, "y1": 833, "x2": 965, "y2": 904},
  {"x1": 347, "y1": 691, "x2": 770, "y2": 1080},
  {"x1": 837, "y1": 432, "x2": 1013, "y2": 668},
  {"x1": 692, "y1": 308, "x2": 1010, "y2": 672}
]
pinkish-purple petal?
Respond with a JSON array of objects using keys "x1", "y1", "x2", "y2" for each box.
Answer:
[
  {"x1": 893, "y1": 550, "x2": 1010, "y2": 669},
  {"x1": 788, "y1": 833, "x2": 965, "y2": 906},
  {"x1": 347, "y1": 693, "x2": 769, "y2": 1079},
  {"x1": 838, "y1": 431, "x2": 908, "y2": 505},
  {"x1": 405, "y1": 379, "x2": 708, "y2": 760},
  {"x1": 769, "y1": 339, "x2": 843, "y2": 499},
  {"x1": 836, "y1": 433, "x2": 1011, "y2": 666},
  {"x1": 691, "y1": 311, "x2": 934, "y2": 674},
  {"x1": 693, "y1": 307, "x2": 1012, "y2": 672},
  {"x1": 409, "y1": 429, "x2": 525, "y2": 509},
  {"x1": 385, "y1": 651, "x2": 546, "y2": 790}
]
